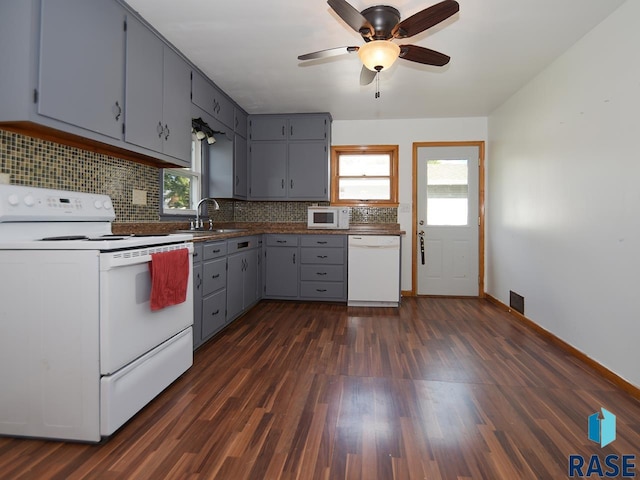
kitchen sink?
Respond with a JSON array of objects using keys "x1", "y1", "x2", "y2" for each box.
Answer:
[{"x1": 174, "y1": 229, "x2": 248, "y2": 236}]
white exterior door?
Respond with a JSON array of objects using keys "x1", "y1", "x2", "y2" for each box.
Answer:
[{"x1": 417, "y1": 146, "x2": 479, "y2": 296}]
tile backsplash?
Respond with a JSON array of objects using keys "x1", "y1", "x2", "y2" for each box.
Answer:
[{"x1": 0, "y1": 129, "x2": 397, "y2": 224}]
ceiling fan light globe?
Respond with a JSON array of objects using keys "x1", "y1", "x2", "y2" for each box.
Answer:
[{"x1": 358, "y1": 40, "x2": 400, "y2": 72}]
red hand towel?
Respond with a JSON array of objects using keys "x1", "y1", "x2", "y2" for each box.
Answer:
[{"x1": 149, "y1": 249, "x2": 190, "y2": 311}]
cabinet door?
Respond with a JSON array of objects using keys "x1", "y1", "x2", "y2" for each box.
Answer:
[
  {"x1": 192, "y1": 261, "x2": 203, "y2": 349},
  {"x1": 38, "y1": 0, "x2": 125, "y2": 139},
  {"x1": 234, "y1": 134, "x2": 248, "y2": 199},
  {"x1": 288, "y1": 142, "x2": 329, "y2": 199},
  {"x1": 161, "y1": 47, "x2": 191, "y2": 161},
  {"x1": 289, "y1": 116, "x2": 328, "y2": 141},
  {"x1": 249, "y1": 116, "x2": 287, "y2": 141},
  {"x1": 265, "y1": 246, "x2": 298, "y2": 298},
  {"x1": 249, "y1": 143, "x2": 287, "y2": 198},
  {"x1": 235, "y1": 108, "x2": 248, "y2": 138},
  {"x1": 226, "y1": 253, "x2": 244, "y2": 321},
  {"x1": 202, "y1": 289, "x2": 226, "y2": 339},
  {"x1": 243, "y1": 250, "x2": 258, "y2": 308},
  {"x1": 124, "y1": 16, "x2": 163, "y2": 153}
]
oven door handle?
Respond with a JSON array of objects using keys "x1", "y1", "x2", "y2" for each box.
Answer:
[{"x1": 100, "y1": 244, "x2": 193, "y2": 270}]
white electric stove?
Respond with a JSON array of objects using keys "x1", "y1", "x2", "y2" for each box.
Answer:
[{"x1": 0, "y1": 185, "x2": 195, "y2": 442}]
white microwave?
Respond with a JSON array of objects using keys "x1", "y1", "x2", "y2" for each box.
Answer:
[{"x1": 307, "y1": 206, "x2": 350, "y2": 229}]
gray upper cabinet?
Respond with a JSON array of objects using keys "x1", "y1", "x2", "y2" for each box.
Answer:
[
  {"x1": 38, "y1": 0, "x2": 125, "y2": 140},
  {"x1": 248, "y1": 113, "x2": 332, "y2": 201},
  {"x1": 234, "y1": 135, "x2": 248, "y2": 198},
  {"x1": 249, "y1": 116, "x2": 287, "y2": 141},
  {"x1": 235, "y1": 108, "x2": 248, "y2": 138},
  {"x1": 288, "y1": 142, "x2": 328, "y2": 199},
  {"x1": 191, "y1": 71, "x2": 235, "y2": 130},
  {"x1": 125, "y1": 16, "x2": 191, "y2": 166},
  {"x1": 249, "y1": 142, "x2": 288, "y2": 199}
]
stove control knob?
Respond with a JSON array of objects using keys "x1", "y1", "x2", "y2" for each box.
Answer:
[
  {"x1": 24, "y1": 195, "x2": 35, "y2": 207},
  {"x1": 8, "y1": 194, "x2": 19, "y2": 206},
  {"x1": 103, "y1": 200, "x2": 113, "y2": 210},
  {"x1": 94, "y1": 200, "x2": 103, "y2": 209}
]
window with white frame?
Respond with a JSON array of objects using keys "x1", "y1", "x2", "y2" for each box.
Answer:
[{"x1": 161, "y1": 136, "x2": 202, "y2": 216}]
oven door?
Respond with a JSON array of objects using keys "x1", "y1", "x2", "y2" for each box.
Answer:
[{"x1": 99, "y1": 243, "x2": 194, "y2": 375}]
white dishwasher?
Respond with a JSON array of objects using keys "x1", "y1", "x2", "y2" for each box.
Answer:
[{"x1": 348, "y1": 235, "x2": 401, "y2": 307}]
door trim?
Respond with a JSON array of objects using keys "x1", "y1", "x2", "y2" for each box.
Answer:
[{"x1": 410, "y1": 141, "x2": 485, "y2": 297}]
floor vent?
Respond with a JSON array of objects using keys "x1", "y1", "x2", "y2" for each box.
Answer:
[{"x1": 509, "y1": 290, "x2": 525, "y2": 315}]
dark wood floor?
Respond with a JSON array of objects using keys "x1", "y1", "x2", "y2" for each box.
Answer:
[{"x1": 1, "y1": 298, "x2": 639, "y2": 479}]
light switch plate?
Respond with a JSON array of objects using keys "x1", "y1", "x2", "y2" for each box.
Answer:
[
  {"x1": 132, "y1": 189, "x2": 147, "y2": 205},
  {"x1": 0, "y1": 173, "x2": 10, "y2": 184}
]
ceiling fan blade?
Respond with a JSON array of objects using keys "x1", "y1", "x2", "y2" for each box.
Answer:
[
  {"x1": 298, "y1": 46, "x2": 359, "y2": 61},
  {"x1": 327, "y1": 0, "x2": 373, "y2": 37},
  {"x1": 393, "y1": 0, "x2": 459, "y2": 39},
  {"x1": 399, "y1": 44, "x2": 450, "y2": 66},
  {"x1": 359, "y1": 65, "x2": 377, "y2": 85}
]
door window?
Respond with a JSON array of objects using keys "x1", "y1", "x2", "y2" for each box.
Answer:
[{"x1": 426, "y1": 159, "x2": 468, "y2": 226}]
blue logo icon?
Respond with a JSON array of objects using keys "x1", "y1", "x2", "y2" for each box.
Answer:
[{"x1": 588, "y1": 407, "x2": 616, "y2": 448}]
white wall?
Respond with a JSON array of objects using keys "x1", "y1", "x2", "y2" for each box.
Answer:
[
  {"x1": 487, "y1": 0, "x2": 640, "y2": 387},
  {"x1": 332, "y1": 117, "x2": 488, "y2": 291}
]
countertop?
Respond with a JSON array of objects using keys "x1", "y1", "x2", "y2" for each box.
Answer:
[{"x1": 112, "y1": 222, "x2": 405, "y2": 242}]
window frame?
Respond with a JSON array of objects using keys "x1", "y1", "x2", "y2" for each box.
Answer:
[
  {"x1": 330, "y1": 144, "x2": 399, "y2": 207},
  {"x1": 159, "y1": 135, "x2": 203, "y2": 218}
]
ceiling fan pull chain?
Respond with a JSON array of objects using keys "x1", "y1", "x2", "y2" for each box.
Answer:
[{"x1": 375, "y1": 72, "x2": 380, "y2": 99}]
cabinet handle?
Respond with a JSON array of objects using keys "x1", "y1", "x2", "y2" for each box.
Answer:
[
  {"x1": 193, "y1": 251, "x2": 199, "y2": 258},
  {"x1": 213, "y1": 274, "x2": 221, "y2": 279},
  {"x1": 157, "y1": 121, "x2": 163, "y2": 138},
  {"x1": 276, "y1": 240, "x2": 287, "y2": 244},
  {"x1": 290, "y1": 179, "x2": 294, "y2": 189},
  {"x1": 235, "y1": 175, "x2": 239, "y2": 186},
  {"x1": 316, "y1": 272, "x2": 327, "y2": 276},
  {"x1": 113, "y1": 101, "x2": 121, "y2": 121},
  {"x1": 281, "y1": 125, "x2": 285, "y2": 137},
  {"x1": 196, "y1": 273, "x2": 202, "y2": 288},
  {"x1": 211, "y1": 249, "x2": 221, "y2": 253},
  {"x1": 316, "y1": 289, "x2": 327, "y2": 292},
  {"x1": 293, "y1": 253, "x2": 296, "y2": 264},
  {"x1": 290, "y1": 125, "x2": 293, "y2": 136},
  {"x1": 317, "y1": 255, "x2": 328, "y2": 259},
  {"x1": 317, "y1": 241, "x2": 327, "y2": 244},
  {"x1": 212, "y1": 309, "x2": 220, "y2": 315},
  {"x1": 164, "y1": 124, "x2": 170, "y2": 140},
  {"x1": 281, "y1": 179, "x2": 285, "y2": 189}
]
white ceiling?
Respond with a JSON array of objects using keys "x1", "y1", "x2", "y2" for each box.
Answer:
[{"x1": 124, "y1": 0, "x2": 625, "y2": 121}]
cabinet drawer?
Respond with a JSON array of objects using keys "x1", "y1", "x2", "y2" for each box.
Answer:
[
  {"x1": 300, "y1": 235, "x2": 345, "y2": 248},
  {"x1": 227, "y1": 236, "x2": 258, "y2": 252},
  {"x1": 300, "y1": 265, "x2": 344, "y2": 282},
  {"x1": 301, "y1": 247, "x2": 344, "y2": 265},
  {"x1": 202, "y1": 289, "x2": 226, "y2": 338},
  {"x1": 203, "y1": 241, "x2": 227, "y2": 260},
  {"x1": 265, "y1": 234, "x2": 299, "y2": 246},
  {"x1": 192, "y1": 243, "x2": 204, "y2": 263},
  {"x1": 300, "y1": 282, "x2": 344, "y2": 299},
  {"x1": 203, "y1": 258, "x2": 226, "y2": 296}
]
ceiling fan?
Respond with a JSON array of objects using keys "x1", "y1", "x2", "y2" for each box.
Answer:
[{"x1": 298, "y1": 0, "x2": 459, "y2": 89}]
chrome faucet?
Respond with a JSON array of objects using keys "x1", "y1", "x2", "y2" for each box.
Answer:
[{"x1": 194, "y1": 197, "x2": 220, "y2": 230}]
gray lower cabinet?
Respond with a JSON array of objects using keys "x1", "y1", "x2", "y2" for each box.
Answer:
[
  {"x1": 263, "y1": 234, "x2": 347, "y2": 301},
  {"x1": 299, "y1": 235, "x2": 347, "y2": 301},
  {"x1": 264, "y1": 235, "x2": 299, "y2": 298},
  {"x1": 192, "y1": 243, "x2": 204, "y2": 349},
  {"x1": 194, "y1": 240, "x2": 227, "y2": 349},
  {"x1": 226, "y1": 236, "x2": 260, "y2": 322}
]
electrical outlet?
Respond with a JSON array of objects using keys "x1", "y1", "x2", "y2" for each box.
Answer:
[
  {"x1": 132, "y1": 189, "x2": 147, "y2": 206},
  {"x1": 0, "y1": 173, "x2": 10, "y2": 184}
]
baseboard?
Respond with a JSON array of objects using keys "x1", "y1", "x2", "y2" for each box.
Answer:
[{"x1": 485, "y1": 294, "x2": 640, "y2": 400}]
